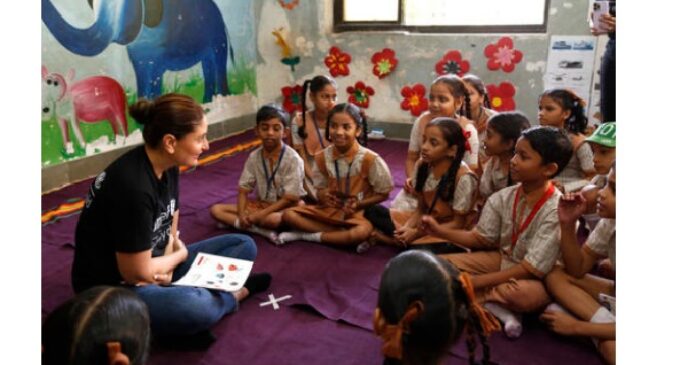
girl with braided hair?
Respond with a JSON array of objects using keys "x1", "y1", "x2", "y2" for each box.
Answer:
[
  {"x1": 290, "y1": 75, "x2": 338, "y2": 202},
  {"x1": 462, "y1": 74, "x2": 498, "y2": 171},
  {"x1": 374, "y1": 250, "x2": 500, "y2": 365},
  {"x1": 391, "y1": 75, "x2": 479, "y2": 213},
  {"x1": 538, "y1": 88, "x2": 596, "y2": 192},
  {"x1": 277, "y1": 103, "x2": 393, "y2": 248},
  {"x1": 362, "y1": 118, "x2": 478, "y2": 252}
]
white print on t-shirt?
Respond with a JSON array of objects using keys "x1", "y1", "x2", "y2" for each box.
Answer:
[
  {"x1": 85, "y1": 172, "x2": 107, "y2": 208},
  {"x1": 151, "y1": 198, "x2": 176, "y2": 251}
]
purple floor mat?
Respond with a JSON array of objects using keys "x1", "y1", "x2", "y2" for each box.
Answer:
[{"x1": 41, "y1": 131, "x2": 605, "y2": 365}]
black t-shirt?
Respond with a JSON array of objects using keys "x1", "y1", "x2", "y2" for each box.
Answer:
[{"x1": 71, "y1": 146, "x2": 179, "y2": 292}]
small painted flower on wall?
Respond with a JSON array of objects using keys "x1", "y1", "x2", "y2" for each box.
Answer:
[
  {"x1": 484, "y1": 37, "x2": 523, "y2": 73},
  {"x1": 400, "y1": 84, "x2": 429, "y2": 116},
  {"x1": 347, "y1": 81, "x2": 375, "y2": 108},
  {"x1": 281, "y1": 84, "x2": 304, "y2": 114},
  {"x1": 435, "y1": 50, "x2": 470, "y2": 76},
  {"x1": 278, "y1": 0, "x2": 300, "y2": 10},
  {"x1": 325, "y1": 46, "x2": 352, "y2": 77},
  {"x1": 486, "y1": 82, "x2": 516, "y2": 111},
  {"x1": 371, "y1": 48, "x2": 398, "y2": 79}
]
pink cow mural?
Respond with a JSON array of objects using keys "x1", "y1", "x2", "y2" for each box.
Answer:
[{"x1": 41, "y1": 66, "x2": 129, "y2": 154}]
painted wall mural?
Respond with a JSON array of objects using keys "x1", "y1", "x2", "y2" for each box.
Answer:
[{"x1": 42, "y1": 0, "x2": 258, "y2": 167}]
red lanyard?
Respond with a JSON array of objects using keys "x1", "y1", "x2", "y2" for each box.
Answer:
[{"x1": 511, "y1": 183, "x2": 555, "y2": 249}]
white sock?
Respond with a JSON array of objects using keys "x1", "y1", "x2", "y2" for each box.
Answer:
[
  {"x1": 545, "y1": 302, "x2": 568, "y2": 314},
  {"x1": 246, "y1": 226, "x2": 280, "y2": 244},
  {"x1": 278, "y1": 231, "x2": 322, "y2": 244},
  {"x1": 589, "y1": 306, "x2": 615, "y2": 347},
  {"x1": 590, "y1": 306, "x2": 615, "y2": 323},
  {"x1": 233, "y1": 218, "x2": 241, "y2": 229},
  {"x1": 356, "y1": 241, "x2": 373, "y2": 254},
  {"x1": 484, "y1": 302, "x2": 523, "y2": 338}
]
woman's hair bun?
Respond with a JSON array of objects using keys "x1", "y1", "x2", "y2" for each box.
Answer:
[{"x1": 129, "y1": 99, "x2": 155, "y2": 125}]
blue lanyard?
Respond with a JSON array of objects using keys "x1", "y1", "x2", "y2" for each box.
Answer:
[
  {"x1": 311, "y1": 114, "x2": 326, "y2": 149},
  {"x1": 334, "y1": 158, "x2": 354, "y2": 200},
  {"x1": 261, "y1": 147, "x2": 286, "y2": 200}
]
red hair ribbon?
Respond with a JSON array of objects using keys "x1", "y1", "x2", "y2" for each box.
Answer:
[
  {"x1": 458, "y1": 272, "x2": 501, "y2": 336},
  {"x1": 373, "y1": 301, "x2": 424, "y2": 360}
]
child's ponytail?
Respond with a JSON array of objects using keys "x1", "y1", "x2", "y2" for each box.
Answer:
[
  {"x1": 299, "y1": 79, "x2": 312, "y2": 140},
  {"x1": 541, "y1": 88, "x2": 588, "y2": 135}
]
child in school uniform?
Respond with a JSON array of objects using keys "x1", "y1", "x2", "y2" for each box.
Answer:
[
  {"x1": 374, "y1": 250, "x2": 500, "y2": 365},
  {"x1": 363, "y1": 118, "x2": 477, "y2": 251},
  {"x1": 541, "y1": 162, "x2": 616, "y2": 365},
  {"x1": 290, "y1": 75, "x2": 337, "y2": 202},
  {"x1": 278, "y1": 103, "x2": 394, "y2": 248},
  {"x1": 462, "y1": 74, "x2": 498, "y2": 170},
  {"x1": 391, "y1": 74, "x2": 480, "y2": 212},
  {"x1": 539, "y1": 88, "x2": 596, "y2": 192},
  {"x1": 479, "y1": 111, "x2": 531, "y2": 201},
  {"x1": 210, "y1": 105, "x2": 305, "y2": 243},
  {"x1": 579, "y1": 122, "x2": 616, "y2": 232},
  {"x1": 420, "y1": 126, "x2": 573, "y2": 338}
]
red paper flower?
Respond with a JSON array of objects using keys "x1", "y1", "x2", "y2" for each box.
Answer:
[
  {"x1": 281, "y1": 84, "x2": 303, "y2": 114},
  {"x1": 400, "y1": 84, "x2": 429, "y2": 116},
  {"x1": 278, "y1": 0, "x2": 300, "y2": 10},
  {"x1": 435, "y1": 51, "x2": 470, "y2": 76},
  {"x1": 324, "y1": 46, "x2": 352, "y2": 77},
  {"x1": 484, "y1": 37, "x2": 523, "y2": 73},
  {"x1": 371, "y1": 48, "x2": 398, "y2": 79},
  {"x1": 486, "y1": 82, "x2": 516, "y2": 112},
  {"x1": 347, "y1": 81, "x2": 375, "y2": 108}
]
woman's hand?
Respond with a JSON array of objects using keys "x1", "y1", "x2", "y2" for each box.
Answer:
[{"x1": 558, "y1": 192, "x2": 587, "y2": 225}]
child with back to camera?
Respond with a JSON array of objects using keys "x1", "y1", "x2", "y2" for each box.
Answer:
[
  {"x1": 374, "y1": 250, "x2": 500, "y2": 365},
  {"x1": 363, "y1": 118, "x2": 478, "y2": 251},
  {"x1": 291, "y1": 75, "x2": 337, "y2": 202},
  {"x1": 391, "y1": 74, "x2": 480, "y2": 212},
  {"x1": 278, "y1": 103, "x2": 394, "y2": 248},
  {"x1": 538, "y1": 88, "x2": 596, "y2": 192},
  {"x1": 210, "y1": 104, "x2": 305, "y2": 244},
  {"x1": 478, "y1": 111, "x2": 531, "y2": 201},
  {"x1": 42, "y1": 286, "x2": 150, "y2": 365},
  {"x1": 420, "y1": 126, "x2": 573, "y2": 338},
  {"x1": 541, "y1": 162, "x2": 616, "y2": 365}
]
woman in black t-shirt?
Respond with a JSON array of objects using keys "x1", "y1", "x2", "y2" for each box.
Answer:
[{"x1": 72, "y1": 93, "x2": 270, "y2": 344}]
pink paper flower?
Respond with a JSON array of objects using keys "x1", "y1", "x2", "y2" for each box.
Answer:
[
  {"x1": 324, "y1": 46, "x2": 352, "y2": 77},
  {"x1": 347, "y1": 81, "x2": 375, "y2": 108},
  {"x1": 435, "y1": 51, "x2": 470, "y2": 76},
  {"x1": 400, "y1": 84, "x2": 429, "y2": 116},
  {"x1": 484, "y1": 37, "x2": 523, "y2": 73},
  {"x1": 486, "y1": 82, "x2": 516, "y2": 112}
]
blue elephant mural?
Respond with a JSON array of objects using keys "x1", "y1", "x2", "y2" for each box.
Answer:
[{"x1": 42, "y1": 0, "x2": 234, "y2": 102}]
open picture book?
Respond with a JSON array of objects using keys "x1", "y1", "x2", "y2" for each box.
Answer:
[{"x1": 173, "y1": 253, "x2": 253, "y2": 292}]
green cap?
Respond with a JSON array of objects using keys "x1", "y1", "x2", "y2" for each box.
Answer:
[{"x1": 586, "y1": 122, "x2": 616, "y2": 147}]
